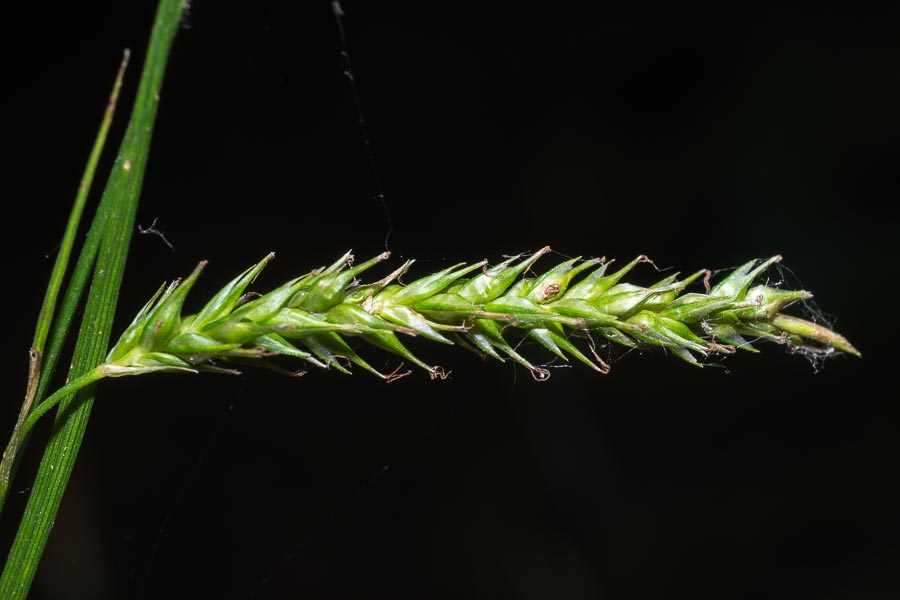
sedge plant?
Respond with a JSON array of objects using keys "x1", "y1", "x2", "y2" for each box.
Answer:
[{"x1": 0, "y1": 0, "x2": 859, "y2": 596}]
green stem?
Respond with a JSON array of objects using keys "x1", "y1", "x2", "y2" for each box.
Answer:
[{"x1": 0, "y1": 369, "x2": 105, "y2": 514}]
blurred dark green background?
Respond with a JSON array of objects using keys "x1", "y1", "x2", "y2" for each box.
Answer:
[{"x1": 2, "y1": 2, "x2": 897, "y2": 598}]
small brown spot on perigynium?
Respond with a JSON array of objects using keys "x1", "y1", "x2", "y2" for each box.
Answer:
[{"x1": 542, "y1": 283, "x2": 560, "y2": 301}]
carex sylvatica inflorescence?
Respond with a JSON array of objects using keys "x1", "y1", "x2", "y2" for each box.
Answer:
[{"x1": 99, "y1": 247, "x2": 858, "y2": 384}]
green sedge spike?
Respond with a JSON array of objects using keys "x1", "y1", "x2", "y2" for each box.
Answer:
[{"x1": 91, "y1": 248, "x2": 859, "y2": 384}]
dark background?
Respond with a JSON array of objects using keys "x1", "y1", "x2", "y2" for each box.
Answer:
[{"x1": 2, "y1": 2, "x2": 898, "y2": 598}]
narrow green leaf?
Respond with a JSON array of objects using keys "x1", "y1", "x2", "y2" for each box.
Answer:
[
  {"x1": 32, "y1": 51, "x2": 130, "y2": 360},
  {"x1": 0, "y1": 52, "x2": 130, "y2": 512}
]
